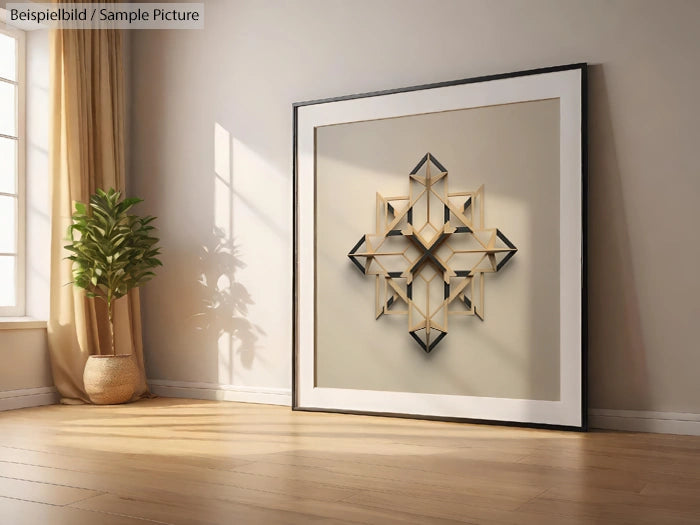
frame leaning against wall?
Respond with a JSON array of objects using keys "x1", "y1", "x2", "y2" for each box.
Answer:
[{"x1": 292, "y1": 63, "x2": 588, "y2": 430}]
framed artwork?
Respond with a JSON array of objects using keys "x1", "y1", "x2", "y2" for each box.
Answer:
[{"x1": 293, "y1": 63, "x2": 587, "y2": 430}]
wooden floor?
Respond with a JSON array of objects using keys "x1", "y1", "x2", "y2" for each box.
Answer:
[{"x1": 0, "y1": 399, "x2": 699, "y2": 524}]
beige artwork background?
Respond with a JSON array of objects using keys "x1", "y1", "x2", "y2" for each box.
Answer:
[{"x1": 315, "y1": 98, "x2": 561, "y2": 401}]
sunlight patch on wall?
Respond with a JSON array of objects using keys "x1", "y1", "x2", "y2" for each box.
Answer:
[{"x1": 214, "y1": 122, "x2": 232, "y2": 239}]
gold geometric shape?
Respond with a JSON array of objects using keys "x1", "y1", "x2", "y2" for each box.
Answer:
[{"x1": 348, "y1": 153, "x2": 517, "y2": 353}]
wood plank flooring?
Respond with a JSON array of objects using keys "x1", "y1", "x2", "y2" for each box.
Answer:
[{"x1": 0, "y1": 398, "x2": 699, "y2": 524}]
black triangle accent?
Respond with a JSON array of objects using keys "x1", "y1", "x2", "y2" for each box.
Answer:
[
  {"x1": 409, "y1": 328, "x2": 448, "y2": 353},
  {"x1": 463, "y1": 295, "x2": 472, "y2": 309},
  {"x1": 348, "y1": 235, "x2": 365, "y2": 254},
  {"x1": 428, "y1": 331, "x2": 447, "y2": 352},
  {"x1": 348, "y1": 235, "x2": 368, "y2": 274},
  {"x1": 410, "y1": 154, "x2": 429, "y2": 175},
  {"x1": 495, "y1": 229, "x2": 517, "y2": 271},
  {"x1": 496, "y1": 250, "x2": 516, "y2": 271},
  {"x1": 496, "y1": 229, "x2": 517, "y2": 249},
  {"x1": 348, "y1": 256, "x2": 365, "y2": 273},
  {"x1": 409, "y1": 330, "x2": 428, "y2": 352},
  {"x1": 429, "y1": 154, "x2": 447, "y2": 173}
]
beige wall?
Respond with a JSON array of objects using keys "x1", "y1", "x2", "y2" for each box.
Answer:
[
  {"x1": 129, "y1": 0, "x2": 700, "y2": 414},
  {"x1": 0, "y1": 329, "x2": 52, "y2": 391}
]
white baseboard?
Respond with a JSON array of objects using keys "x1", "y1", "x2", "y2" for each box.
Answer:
[
  {"x1": 5, "y1": 384, "x2": 697, "y2": 436},
  {"x1": 148, "y1": 380, "x2": 291, "y2": 407},
  {"x1": 143, "y1": 384, "x2": 700, "y2": 436},
  {"x1": 590, "y1": 408, "x2": 700, "y2": 436},
  {"x1": 0, "y1": 387, "x2": 59, "y2": 412}
]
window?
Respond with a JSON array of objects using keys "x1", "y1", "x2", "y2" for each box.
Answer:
[{"x1": 0, "y1": 25, "x2": 25, "y2": 316}]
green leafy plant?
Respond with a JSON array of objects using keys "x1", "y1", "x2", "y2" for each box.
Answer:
[{"x1": 65, "y1": 188, "x2": 162, "y2": 355}]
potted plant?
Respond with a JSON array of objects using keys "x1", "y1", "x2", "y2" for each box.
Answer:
[{"x1": 66, "y1": 188, "x2": 162, "y2": 404}]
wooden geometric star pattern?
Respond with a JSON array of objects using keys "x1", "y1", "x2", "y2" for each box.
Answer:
[{"x1": 348, "y1": 153, "x2": 518, "y2": 353}]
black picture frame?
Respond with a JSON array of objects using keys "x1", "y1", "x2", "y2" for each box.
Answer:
[{"x1": 293, "y1": 63, "x2": 587, "y2": 431}]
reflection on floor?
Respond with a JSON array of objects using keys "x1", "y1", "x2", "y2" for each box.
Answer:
[{"x1": 0, "y1": 397, "x2": 699, "y2": 524}]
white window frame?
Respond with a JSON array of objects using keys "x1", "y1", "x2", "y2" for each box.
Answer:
[{"x1": 0, "y1": 23, "x2": 26, "y2": 316}]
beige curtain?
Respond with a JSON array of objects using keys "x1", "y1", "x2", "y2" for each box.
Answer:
[{"x1": 47, "y1": 25, "x2": 150, "y2": 403}]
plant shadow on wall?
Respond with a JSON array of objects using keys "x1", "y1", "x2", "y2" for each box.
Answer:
[{"x1": 192, "y1": 227, "x2": 264, "y2": 379}]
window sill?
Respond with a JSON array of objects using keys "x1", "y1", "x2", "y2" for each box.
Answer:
[{"x1": 0, "y1": 318, "x2": 47, "y2": 331}]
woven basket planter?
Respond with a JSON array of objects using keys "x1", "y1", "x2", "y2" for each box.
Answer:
[{"x1": 83, "y1": 354, "x2": 139, "y2": 405}]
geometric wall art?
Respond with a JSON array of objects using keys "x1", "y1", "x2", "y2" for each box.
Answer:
[
  {"x1": 348, "y1": 153, "x2": 517, "y2": 352},
  {"x1": 294, "y1": 63, "x2": 587, "y2": 429}
]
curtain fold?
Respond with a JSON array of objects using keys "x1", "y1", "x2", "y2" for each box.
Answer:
[{"x1": 47, "y1": 23, "x2": 150, "y2": 403}]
